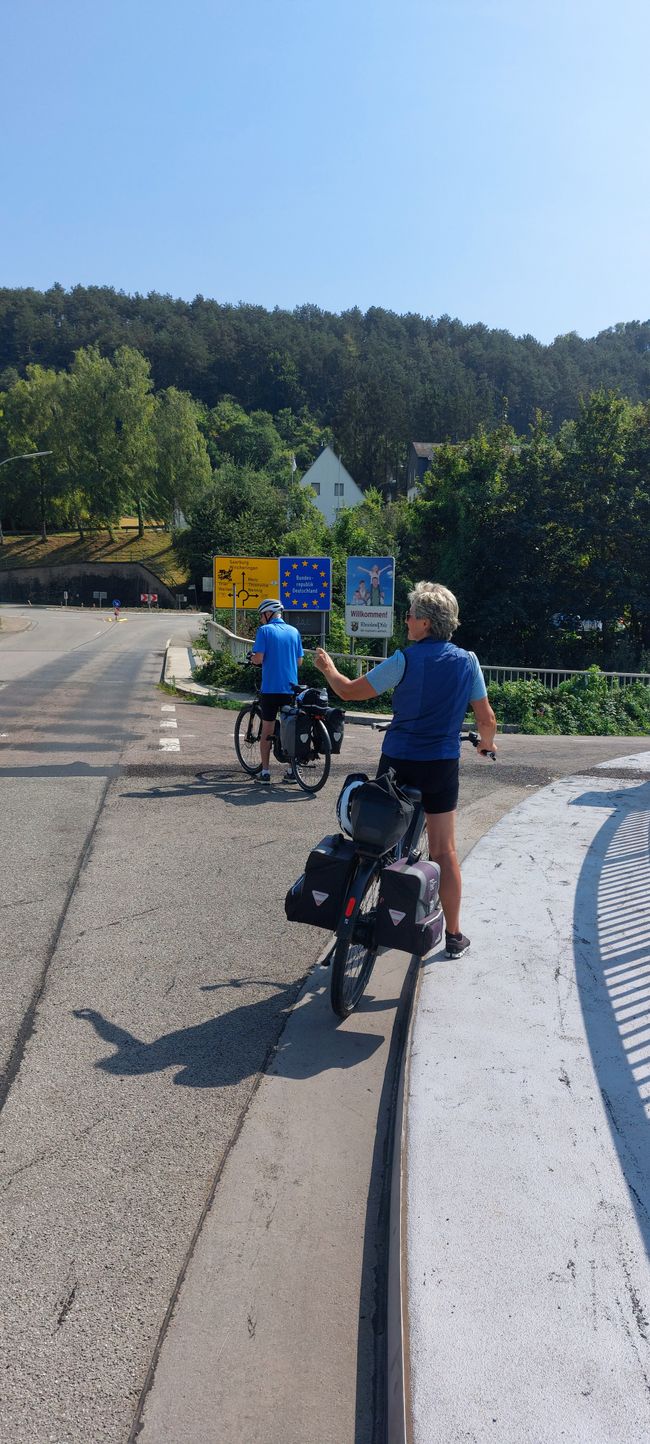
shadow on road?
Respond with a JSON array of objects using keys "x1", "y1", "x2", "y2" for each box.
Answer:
[
  {"x1": 571, "y1": 780, "x2": 650, "y2": 1256},
  {"x1": 120, "y1": 772, "x2": 317, "y2": 805},
  {"x1": 73, "y1": 975, "x2": 383, "y2": 1088}
]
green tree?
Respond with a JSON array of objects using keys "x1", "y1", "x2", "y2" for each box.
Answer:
[
  {"x1": 153, "y1": 386, "x2": 212, "y2": 527},
  {"x1": 112, "y1": 347, "x2": 157, "y2": 537},
  {"x1": 0, "y1": 365, "x2": 64, "y2": 541},
  {"x1": 63, "y1": 347, "x2": 128, "y2": 539}
]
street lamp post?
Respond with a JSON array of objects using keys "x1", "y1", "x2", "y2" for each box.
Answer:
[{"x1": 0, "y1": 452, "x2": 53, "y2": 545}]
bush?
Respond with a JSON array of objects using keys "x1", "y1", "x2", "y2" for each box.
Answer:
[{"x1": 489, "y1": 666, "x2": 650, "y2": 735}]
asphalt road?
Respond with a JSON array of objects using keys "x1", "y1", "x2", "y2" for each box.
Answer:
[{"x1": 1, "y1": 606, "x2": 647, "y2": 1443}]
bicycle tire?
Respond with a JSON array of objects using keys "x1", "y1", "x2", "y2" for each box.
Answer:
[
  {"x1": 330, "y1": 865, "x2": 381, "y2": 1020},
  {"x1": 292, "y1": 717, "x2": 331, "y2": 794},
  {"x1": 234, "y1": 703, "x2": 263, "y2": 775}
]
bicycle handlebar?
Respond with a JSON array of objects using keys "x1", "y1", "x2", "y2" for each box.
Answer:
[
  {"x1": 372, "y1": 721, "x2": 496, "y2": 759},
  {"x1": 461, "y1": 730, "x2": 497, "y2": 760}
]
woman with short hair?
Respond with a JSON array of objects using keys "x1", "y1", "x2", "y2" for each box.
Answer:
[{"x1": 314, "y1": 581, "x2": 497, "y2": 957}]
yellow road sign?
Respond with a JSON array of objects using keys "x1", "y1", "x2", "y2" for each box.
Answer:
[{"x1": 213, "y1": 556, "x2": 280, "y2": 609}]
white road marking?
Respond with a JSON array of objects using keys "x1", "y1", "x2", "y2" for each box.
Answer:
[{"x1": 159, "y1": 703, "x2": 180, "y2": 751}]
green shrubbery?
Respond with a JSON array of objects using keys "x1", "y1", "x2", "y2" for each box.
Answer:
[
  {"x1": 488, "y1": 667, "x2": 650, "y2": 735},
  {"x1": 192, "y1": 646, "x2": 393, "y2": 712}
]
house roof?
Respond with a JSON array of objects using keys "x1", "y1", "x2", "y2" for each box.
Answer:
[
  {"x1": 411, "y1": 442, "x2": 441, "y2": 459},
  {"x1": 300, "y1": 445, "x2": 362, "y2": 494}
]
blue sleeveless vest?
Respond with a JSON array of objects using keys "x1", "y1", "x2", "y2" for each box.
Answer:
[{"x1": 381, "y1": 640, "x2": 476, "y2": 761}]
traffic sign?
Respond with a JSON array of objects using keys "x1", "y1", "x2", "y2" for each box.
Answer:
[
  {"x1": 213, "y1": 556, "x2": 279, "y2": 609},
  {"x1": 345, "y1": 555, "x2": 394, "y2": 637},
  {"x1": 279, "y1": 556, "x2": 331, "y2": 613}
]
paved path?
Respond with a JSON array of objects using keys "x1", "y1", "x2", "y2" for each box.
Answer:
[
  {"x1": 3, "y1": 609, "x2": 649, "y2": 1442},
  {"x1": 398, "y1": 756, "x2": 650, "y2": 1444}
]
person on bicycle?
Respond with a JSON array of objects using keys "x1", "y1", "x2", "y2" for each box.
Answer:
[
  {"x1": 250, "y1": 598, "x2": 304, "y2": 783},
  {"x1": 314, "y1": 581, "x2": 496, "y2": 957}
]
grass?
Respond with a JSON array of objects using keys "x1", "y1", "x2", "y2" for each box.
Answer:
[{"x1": 0, "y1": 530, "x2": 189, "y2": 587}]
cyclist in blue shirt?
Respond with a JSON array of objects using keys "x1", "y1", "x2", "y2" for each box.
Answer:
[
  {"x1": 250, "y1": 598, "x2": 304, "y2": 783},
  {"x1": 314, "y1": 581, "x2": 496, "y2": 958}
]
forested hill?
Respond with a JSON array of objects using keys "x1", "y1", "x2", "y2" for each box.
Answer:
[{"x1": 2, "y1": 284, "x2": 650, "y2": 485}]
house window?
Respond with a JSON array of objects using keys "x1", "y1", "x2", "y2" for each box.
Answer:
[
  {"x1": 334, "y1": 482, "x2": 345, "y2": 496},
  {"x1": 310, "y1": 482, "x2": 320, "y2": 495}
]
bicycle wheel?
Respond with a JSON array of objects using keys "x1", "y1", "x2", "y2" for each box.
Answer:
[
  {"x1": 330, "y1": 866, "x2": 381, "y2": 1020},
  {"x1": 292, "y1": 717, "x2": 331, "y2": 794},
  {"x1": 234, "y1": 704, "x2": 263, "y2": 775}
]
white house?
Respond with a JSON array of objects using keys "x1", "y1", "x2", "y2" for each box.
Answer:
[{"x1": 299, "y1": 446, "x2": 364, "y2": 526}]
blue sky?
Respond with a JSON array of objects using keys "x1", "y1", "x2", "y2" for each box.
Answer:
[{"x1": 3, "y1": 0, "x2": 649, "y2": 344}]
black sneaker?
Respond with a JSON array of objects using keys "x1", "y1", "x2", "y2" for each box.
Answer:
[
  {"x1": 258, "y1": 770, "x2": 271, "y2": 784},
  {"x1": 445, "y1": 931, "x2": 470, "y2": 958},
  {"x1": 282, "y1": 769, "x2": 296, "y2": 782}
]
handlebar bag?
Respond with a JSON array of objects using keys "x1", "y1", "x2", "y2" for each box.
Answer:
[
  {"x1": 375, "y1": 859, "x2": 443, "y2": 956},
  {"x1": 284, "y1": 833, "x2": 357, "y2": 930},
  {"x1": 324, "y1": 706, "x2": 345, "y2": 754},
  {"x1": 279, "y1": 705, "x2": 312, "y2": 761},
  {"x1": 349, "y1": 772, "x2": 414, "y2": 853}
]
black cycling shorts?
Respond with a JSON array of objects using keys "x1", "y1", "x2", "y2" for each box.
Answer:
[
  {"x1": 376, "y1": 754, "x2": 460, "y2": 815},
  {"x1": 259, "y1": 691, "x2": 294, "y2": 722}
]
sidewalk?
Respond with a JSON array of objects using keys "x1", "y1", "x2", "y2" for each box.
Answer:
[{"x1": 394, "y1": 754, "x2": 650, "y2": 1443}]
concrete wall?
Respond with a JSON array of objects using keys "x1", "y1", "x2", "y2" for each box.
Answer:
[{"x1": 0, "y1": 562, "x2": 176, "y2": 608}]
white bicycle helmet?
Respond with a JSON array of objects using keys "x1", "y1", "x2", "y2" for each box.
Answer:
[
  {"x1": 257, "y1": 597, "x2": 283, "y2": 617},
  {"x1": 336, "y1": 772, "x2": 369, "y2": 838}
]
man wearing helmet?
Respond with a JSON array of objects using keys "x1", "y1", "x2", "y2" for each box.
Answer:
[
  {"x1": 250, "y1": 598, "x2": 304, "y2": 782},
  {"x1": 314, "y1": 581, "x2": 496, "y2": 958}
]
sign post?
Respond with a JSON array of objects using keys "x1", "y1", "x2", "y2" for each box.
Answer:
[
  {"x1": 345, "y1": 556, "x2": 395, "y2": 640},
  {"x1": 213, "y1": 556, "x2": 280, "y2": 614},
  {"x1": 279, "y1": 556, "x2": 332, "y2": 629}
]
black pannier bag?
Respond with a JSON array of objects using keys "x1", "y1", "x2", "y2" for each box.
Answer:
[
  {"x1": 284, "y1": 833, "x2": 357, "y2": 930},
  {"x1": 349, "y1": 771, "x2": 414, "y2": 854},
  {"x1": 375, "y1": 859, "x2": 443, "y2": 957},
  {"x1": 325, "y1": 706, "x2": 345, "y2": 754},
  {"x1": 279, "y1": 706, "x2": 312, "y2": 761}
]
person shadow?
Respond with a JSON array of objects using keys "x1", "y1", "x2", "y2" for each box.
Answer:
[{"x1": 73, "y1": 972, "x2": 385, "y2": 1089}]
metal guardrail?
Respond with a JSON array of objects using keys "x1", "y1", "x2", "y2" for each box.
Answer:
[
  {"x1": 482, "y1": 665, "x2": 650, "y2": 690},
  {"x1": 206, "y1": 620, "x2": 383, "y2": 677},
  {"x1": 206, "y1": 623, "x2": 650, "y2": 690}
]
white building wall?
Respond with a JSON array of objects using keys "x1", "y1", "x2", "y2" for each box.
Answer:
[{"x1": 299, "y1": 446, "x2": 364, "y2": 526}]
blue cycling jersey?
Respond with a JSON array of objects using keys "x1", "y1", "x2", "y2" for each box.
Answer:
[{"x1": 253, "y1": 617, "x2": 304, "y2": 693}]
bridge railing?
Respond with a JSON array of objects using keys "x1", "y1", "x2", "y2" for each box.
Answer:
[{"x1": 206, "y1": 623, "x2": 650, "y2": 690}]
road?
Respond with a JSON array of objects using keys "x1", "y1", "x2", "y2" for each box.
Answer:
[{"x1": 1, "y1": 606, "x2": 647, "y2": 1443}]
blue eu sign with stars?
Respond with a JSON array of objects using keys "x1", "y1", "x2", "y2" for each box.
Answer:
[{"x1": 279, "y1": 556, "x2": 332, "y2": 613}]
